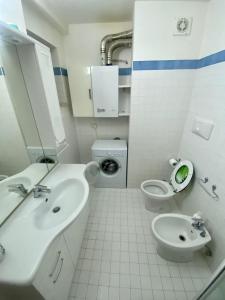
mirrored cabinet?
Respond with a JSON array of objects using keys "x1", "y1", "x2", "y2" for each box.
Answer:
[{"x1": 0, "y1": 22, "x2": 65, "y2": 225}]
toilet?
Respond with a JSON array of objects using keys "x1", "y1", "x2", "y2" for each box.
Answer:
[
  {"x1": 152, "y1": 213, "x2": 211, "y2": 262},
  {"x1": 141, "y1": 160, "x2": 194, "y2": 212}
]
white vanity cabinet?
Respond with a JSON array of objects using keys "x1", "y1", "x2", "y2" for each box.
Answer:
[
  {"x1": 33, "y1": 235, "x2": 74, "y2": 300},
  {"x1": 33, "y1": 187, "x2": 91, "y2": 300},
  {"x1": 91, "y1": 65, "x2": 119, "y2": 117},
  {"x1": 63, "y1": 196, "x2": 90, "y2": 265}
]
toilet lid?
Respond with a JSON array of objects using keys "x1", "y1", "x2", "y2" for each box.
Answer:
[{"x1": 170, "y1": 160, "x2": 194, "y2": 192}]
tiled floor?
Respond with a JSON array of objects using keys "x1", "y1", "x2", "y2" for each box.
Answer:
[{"x1": 69, "y1": 188, "x2": 211, "y2": 300}]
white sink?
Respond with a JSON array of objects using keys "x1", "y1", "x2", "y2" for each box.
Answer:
[
  {"x1": 0, "y1": 164, "x2": 89, "y2": 285},
  {"x1": 33, "y1": 178, "x2": 85, "y2": 229}
]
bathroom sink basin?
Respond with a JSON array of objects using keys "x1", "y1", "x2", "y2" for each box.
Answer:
[{"x1": 33, "y1": 178, "x2": 85, "y2": 229}]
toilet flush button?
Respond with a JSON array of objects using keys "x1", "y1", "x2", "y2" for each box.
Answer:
[{"x1": 192, "y1": 117, "x2": 214, "y2": 140}]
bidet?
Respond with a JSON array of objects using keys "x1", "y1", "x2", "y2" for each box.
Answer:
[{"x1": 152, "y1": 213, "x2": 211, "y2": 262}]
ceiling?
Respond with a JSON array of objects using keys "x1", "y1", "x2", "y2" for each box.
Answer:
[
  {"x1": 28, "y1": 0, "x2": 209, "y2": 30},
  {"x1": 42, "y1": 0, "x2": 137, "y2": 25}
]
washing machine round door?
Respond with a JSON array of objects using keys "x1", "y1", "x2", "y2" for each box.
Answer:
[{"x1": 100, "y1": 159, "x2": 120, "y2": 175}]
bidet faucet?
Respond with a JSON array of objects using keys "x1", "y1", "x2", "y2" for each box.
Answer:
[
  {"x1": 0, "y1": 244, "x2": 5, "y2": 262},
  {"x1": 192, "y1": 212, "x2": 205, "y2": 230},
  {"x1": 32, "y1": 184, "x2": 51, "y2": 198},
  {"x1": 8, "y1": 184, "x2": 28, "y2": 197}
]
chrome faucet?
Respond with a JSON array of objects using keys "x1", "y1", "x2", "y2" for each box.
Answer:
[
  {"x1": 192, "y1": 215, "x2": 205, "y2": 230},
  {"x1": 192, "y1": 213, "x2": 207, "y2": 237},
  {"x1": 33, "y1": 184, "x2": 51, "y2": 198},
  {"x1": 0, "y1": 244, "x2": 5, "y2": 262},
  {"x1": 8, "y1": 184, "x2": 28, "y2": 197}
]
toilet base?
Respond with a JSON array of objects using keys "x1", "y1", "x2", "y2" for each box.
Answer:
[
  {"x1": 157, "y1": 244, "x2": 193, "y2": 262},
  {"x1": 145, "y1": 197, "x2": 171, "y2": 213}
]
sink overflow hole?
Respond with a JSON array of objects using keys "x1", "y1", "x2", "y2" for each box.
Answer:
[
  {"x1": 179, "y1": 235, "x2": 186, "y2": 242},
  {"x1": 52, "y1": 206, "x2": 60, "y2": 213}
]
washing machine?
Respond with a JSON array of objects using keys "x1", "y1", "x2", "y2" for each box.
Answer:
[{"x1": 91, "y1": 140, "x2": 127, "y2": 188}]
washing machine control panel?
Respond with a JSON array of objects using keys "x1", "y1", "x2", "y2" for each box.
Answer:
[{"x1": 106, "y1": 152, "x2": 121, "y2": 157}]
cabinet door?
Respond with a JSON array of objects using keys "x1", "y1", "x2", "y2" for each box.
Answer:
[
  {"x1": 91, "y1": 65, "x2": 118, "y2": 117},
  {"x1": 35, "y1": 43, "x2": 66, "y2": 146},
  {"x1": 33, "y1": 235, "x2": 74, "y2": 300},
  {"x1": 64, "y1": 197, "x2": 90, "y2": 266}
]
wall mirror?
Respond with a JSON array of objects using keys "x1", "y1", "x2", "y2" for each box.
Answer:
[{"x1": 0, "y1": 38, "x2": 56, "y2": 226}]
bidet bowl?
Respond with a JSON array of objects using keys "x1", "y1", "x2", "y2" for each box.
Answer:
[{"x1": 152, "y1": 213, "x2": 211, "y2": 262}]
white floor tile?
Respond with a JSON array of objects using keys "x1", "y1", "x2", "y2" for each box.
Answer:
[
  {"x1": 108, "y1": 287, "x2": 120, "y2": 300},
  {"x1": 153, "y1": 290, "x2": 165, "y2": 300},
  {"x1": 89, "y1": 271, "x2": 100, "y2": 285},
  {"x1": 119, "y1": 287, "x2": 131, "y2": 300},
  {"x1": 130, "y1": 274, "x2": 141, "y2": 289},
  {"x1": 159, "y1": 265, "x2": 170, "y2": 277},
  {"x1": 142, "y1": 289, "x2": 154, "y2": 300},
  {"x1": 131, "y1": 288, "x2": 142, "y2": 300},
  {"x1": 140, "y1": 276, "x2": 152, "y2": 290},
  {"x1": 164, "y1": 290, "x2": 176, "y2": 300},
  {"x1": 151, "y1": 276, "x2": 163, "y2": 290},
  {"x1": 86, "y1": 285, "x2": 98, "y2": 300},
  {"x1": 75, "y1": 283, "x2": 87, "y2": 298},
  {"x1": 175, "y1": 291, "x2": 188, "y2": 300},
  {"x1": 110, "y1": 273, "x2": 120, "y2": 287},
  {"x1": 172, "y1": 277, "x2": 184, "y2": 291},
  {"x1": 161, "y1": 276, "x2": 173, "y2": 290},
  {"x1": 68, "y1": 188, "x2": 212, "y2": 300},
  {"x1": 99, "y1": 272, "x2": 110, "y2": 286},
  {"x1": 97, "y1": 286, "x2": 109, "y2": 300},
  {"x1": 182, "y1": 278, "x2": 195, "y2": 291}
]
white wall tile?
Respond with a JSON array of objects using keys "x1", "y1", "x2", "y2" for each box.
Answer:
[{"x1": 128, "y1": 70, "x2": 193, "y2": 187}]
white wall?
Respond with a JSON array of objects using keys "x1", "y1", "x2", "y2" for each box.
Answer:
[
  {"x1": 22, "y1": 0, "x2": 80, "y2": 164},
  {"x1": 64, "y1": 22, "x2": 132, "y2": 161},
  {"x1": 22, "y1": 0, "x2": 65, "y2": 66},
  {"x1": 0, "y1": 0, "x2": 26, "y2": 33},
  {"x1": 199, "y1": 0, "x2": 225, "y2": 57},
  {"x1": 76, "y1": 117, "x2": 129, "y2": 163},
  {"x1": 127, "y1": 0, "x2": 208, "y2": 187},
  {"x1": 178, "y1": 0, "x2": 225, "y2": 271},
  {"x1": 64, "y1": 22, "x2": 132, "y2": 117},
  {"x1": 133, "y1": 1, "x2": 207, "y2": 61}
]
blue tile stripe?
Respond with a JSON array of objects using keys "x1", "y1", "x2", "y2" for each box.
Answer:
[
  {"x1": 133, "y1": 50, "x2": 225, "y2": 71},
  {"x1": 0, "y1": 66, "x2": 5, "y2": 76},
  {"x1": 119, "y1": 68, "x2": 132, "y2": 76},
  {"x1": 53, "y1": 67, "x2": 68, "y2": 76}
]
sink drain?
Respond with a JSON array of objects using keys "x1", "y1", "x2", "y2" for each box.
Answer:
[
  {"x1": 179, "y1": 234, "x2": 186, "y2": 242},
  {"x1": 52, "y1": 206, "x2": 61, "y2": 213}
]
